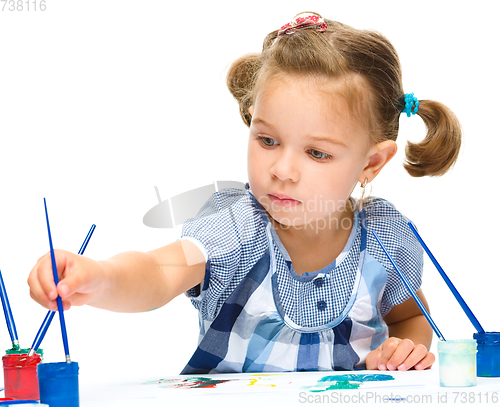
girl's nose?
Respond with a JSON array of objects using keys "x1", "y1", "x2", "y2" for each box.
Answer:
[{"x1": 271, "y1": 153, "x2": 300, "y2": 182}]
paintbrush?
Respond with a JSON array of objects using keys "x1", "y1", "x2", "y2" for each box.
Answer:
[
  {"x1": 408, "y1": 222, "x2": 485, "y2": 334},
  {"x1": 0, "y1": 270, "x2": 20, "y2": 350},
  {"x1": 43, "y1": 198, "x2": 71, "y2": 363},
  {"x1": 372, "y1": 230, "x2": 446, "y2": 341},
  {"x1": 27, "y1": 224, "x2": 96, "y2": 357}
]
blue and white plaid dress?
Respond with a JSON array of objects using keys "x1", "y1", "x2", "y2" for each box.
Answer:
[{"x1": 180, "y1": 188, "x2": 423, "y2": 373}]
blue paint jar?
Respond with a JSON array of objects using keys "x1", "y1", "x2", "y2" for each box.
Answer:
[
  {"x1": 37, "y1": 361, "x2": 79, "y2": 407},
  {"x1": 473, "y1": 332, "x2": 500, "y2": 377}
]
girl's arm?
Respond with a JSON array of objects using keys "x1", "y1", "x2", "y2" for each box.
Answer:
[
  {"x1": 28, "y1": 240, "x2": 206, "y2": 313},
  {"x1": 384, "y1": 288, "x2": 433, "y2": 349},
  {"x1": 365, "y1": 288, "x2": 436, "y2": 371}
]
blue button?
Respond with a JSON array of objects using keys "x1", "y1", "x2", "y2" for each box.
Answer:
[
  {"x1": 313, "y1": 278, "x2": 324, "y2": 288},
  {"x1": 317, "y1": 300, "x2": 327, "y2": 311}
]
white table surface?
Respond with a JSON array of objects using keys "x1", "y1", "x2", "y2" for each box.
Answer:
[
  {"x1": 2, "y1": 364, "x2": 500, "y2": 406},
  {"x1": 79, "y1": 367, "x2": 500, "y2": 406}
]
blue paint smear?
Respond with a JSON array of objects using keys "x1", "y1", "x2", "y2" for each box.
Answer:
[
  {"x1": 303, "y1": 373, "x2": 395, "y2": 392},
  {"x1": 318, "y1": 374, "x2": 394, "y2": 383}
]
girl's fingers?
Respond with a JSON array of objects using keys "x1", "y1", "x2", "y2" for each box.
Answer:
[
  {"x1": 28, "y1": 285, "x2": 49, "y2": 309},
  {"x1": 377, "y1": 337, "x2": 401, "y2": 371},
  {"x1": 34, "y1": 251, "x2": 68, "y2": 300},
  {"x1": 28, "y1": 249, "x2": 73, "y2": 306},
  {"x1": 396, "y1": 343, "x2": 428, "y2": 371},
  {"x1": 28, "y1": 255, "x2": 56, "y2": 301},
  {"x1": 386, "y1": 339, "x2": 415, "y2": 371},
  {"x1": 366, "y1": 337, "x2": 435, "y2": 372},
  {"x1": 58, "y1": 269, "x2": 84, "y2": 299},
  {"x1": 414, "y1": 351, "x2": 436, "y2": 370},
  {"x1": 29, "y1": 285, "x2": 58, "y2": 311},
  {"x1": 62, "y1": 300, "x2": 72, "y2": 311},
  {"x1": 28, "y1": 256, "x2": 55, "y2": 306},
  {"x1": 365, "y1": 347, "x2": 382, "y2": 370}
]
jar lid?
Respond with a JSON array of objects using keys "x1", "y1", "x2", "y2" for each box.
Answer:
[
  {"x1": 36, "y1": 361, "x2": 79, "y2": 378},
  {"x1": 473, "y1": 331, "x2": 500, "y2": 345},
  {"x1": 437, "y1": 339, "x2": 477, "y2": 354},
  {"x1": 2, "y1": 353, "x2": 42, "y2": 368}
]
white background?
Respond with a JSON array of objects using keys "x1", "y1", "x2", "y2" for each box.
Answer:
[{"x1": 0, "y1": 0, "x2": 498, "y2": 381}]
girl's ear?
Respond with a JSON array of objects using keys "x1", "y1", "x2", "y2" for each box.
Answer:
[
  {"x1": 248, "y1": 105, "x2": 254, "y2": 116},
  {"x1": 359, "y1": 140, "x2": 397, "y2": 184}
]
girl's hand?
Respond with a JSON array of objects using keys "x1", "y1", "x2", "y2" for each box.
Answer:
[
  {"x1": 28, "y1": 249, "x2": 106, "y2": 311},
  {"x1": 366, "y1": 337, "x2": 435, "y2": 371}
]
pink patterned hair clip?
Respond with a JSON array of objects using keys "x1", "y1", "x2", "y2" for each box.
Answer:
[{"x1": 277, "y1": 12, "x2": 328, "y2": 37}]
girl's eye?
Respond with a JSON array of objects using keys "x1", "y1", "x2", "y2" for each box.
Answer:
[
  {"x1": 258, "y1": 136, "x2": 277, "y2": 147},
  {"x1": 308, "y1": 149, "x2": 331, "y2": 160},
  {"x1": 257, "y1": 136, "x2": 331, "y2": 160}
]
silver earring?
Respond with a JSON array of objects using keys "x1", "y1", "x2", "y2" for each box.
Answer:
[{"x1": 358, "y1": 177, "x2": 369, "y2": 211}]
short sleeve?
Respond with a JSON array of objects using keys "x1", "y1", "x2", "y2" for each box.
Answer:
[
  {"x1": 179, "y1": 188, "x2": 267, "y2": 321},
  {"x1": 364, "y1": 198, "x2": 424, "y2": 316}
]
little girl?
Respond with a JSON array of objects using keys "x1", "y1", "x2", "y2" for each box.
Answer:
[{"x1": 28, "y1": 12, "x2": 461, "y2": 374}]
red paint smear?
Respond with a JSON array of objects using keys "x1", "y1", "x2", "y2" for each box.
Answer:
[
  {"x1": 176, "y1": 379, "x2": 230, "y2": 389},
  {"x1": 155, "y1": 377, "x2": 232, "y2": 389}
]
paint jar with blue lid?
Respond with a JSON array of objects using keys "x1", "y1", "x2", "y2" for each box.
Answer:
[
  {"x1": 438, "y1": 339, "x2": 477, "y2": 387},
  {"x1": 37, "y1": 361, "x2": 79, "y2": 407},
  {"x1": 473, "y1": 332, "x2": 500, "y2": 377}
]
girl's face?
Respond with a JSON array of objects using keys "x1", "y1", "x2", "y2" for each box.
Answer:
[{"x1": 247, "y1": 75, "x2": 374, "y2": 230}]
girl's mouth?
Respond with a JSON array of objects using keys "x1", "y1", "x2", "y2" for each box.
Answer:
[{"x1": 268, "y1": 194, "x2": 301, "y2": 207}]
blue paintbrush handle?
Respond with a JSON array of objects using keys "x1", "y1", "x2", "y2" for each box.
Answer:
[
  {"x1": 408, "y1": 222, "x2": 485, "y2": 334},
  {"x1": 31, "y1": 310, "x2": 55, "y2": 352},
  {"x1": 0, "y1": 270, "x2": 19, "y2": 345},
  {"x1": 44, "y1": 198, "x2": 71, "y2": 362},
  {"x1": 78, "y1": 224, "x2": 96, "y2": 255},
  {"x1": 29, "y1": 223, "x2": 96, "y2": 356},
  {"x1": 372, "y1": 230, "x2": 446, "y2": 341}
]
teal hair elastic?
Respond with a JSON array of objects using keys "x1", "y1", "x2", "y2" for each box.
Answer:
[{"x1": 402, "y1": 93, "x2": 419, "y2": 117}]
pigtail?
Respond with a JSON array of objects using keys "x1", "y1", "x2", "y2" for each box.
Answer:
[
  {"x1": 404, "y1": 100, "x2": 462, "y2": 177},
  {"x1": 226, "y1": 53, "x2": 263, "y2": 127}
]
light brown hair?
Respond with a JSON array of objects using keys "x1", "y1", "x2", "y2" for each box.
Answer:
[{"x1": 227, "y1": 14, "x2": 461, "y2": 177}]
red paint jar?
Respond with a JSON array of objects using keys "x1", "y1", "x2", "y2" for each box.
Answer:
[{"x1": 2, "y1": 353, "x2": 42, "y2": 399}]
